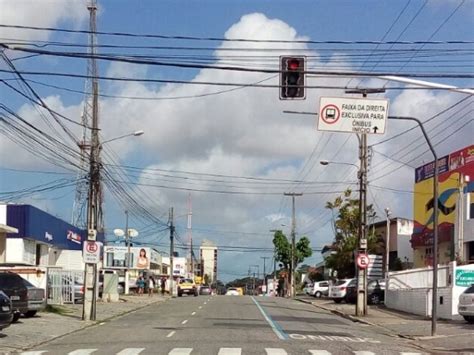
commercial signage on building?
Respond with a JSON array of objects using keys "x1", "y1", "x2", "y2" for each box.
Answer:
[
  {"x1": 411, "y1": 145, "x2": 474, "y2": 266},
  {"x1": 455, "y1": 269, "x2": 474, "y2": 287}
]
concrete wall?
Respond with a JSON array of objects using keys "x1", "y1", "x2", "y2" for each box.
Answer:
[
  {"x1": 53, "y1": 249, "x2": 84, "y2": 270},
  {"x1": 0, "y1": 233, "x2": 5, "y2": 263},
  {"x1": 386, "y1": 262, "x2": 473, "y2": 319}
]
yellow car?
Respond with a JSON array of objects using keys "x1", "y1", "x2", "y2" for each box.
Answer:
[{"x1": 177, "y1": 278, "x2": 198, "y2": 297}]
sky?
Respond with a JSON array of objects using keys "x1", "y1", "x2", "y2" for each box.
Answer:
[{"x1": 0, "y1": 0, "x2": 473, "y2": 282}]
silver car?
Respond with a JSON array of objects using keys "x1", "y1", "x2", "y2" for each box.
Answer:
[{"x1": 458, "y1": 284, "x2": 474, "y2": 323}]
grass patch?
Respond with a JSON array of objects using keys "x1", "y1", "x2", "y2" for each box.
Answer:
[{"x1": 44, "y1": 304, "x2": 74, "y2": 315}]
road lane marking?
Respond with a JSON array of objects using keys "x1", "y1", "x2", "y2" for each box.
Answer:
[
  {"x1": 166, "y1": 331, "x2": 176, "y2": 338},
  {"x1": 116, "y1": 349, "x2": 145, "y2": 355},
  {"x1": 265, "y1": 349, "x2": 287, "y2": 355},
  {"x1": 191, "y1": 311, "x2": 196, "y2": 315},
  {"x1": 218, "y1": 348, "x2": 241, "y2": 355},
  {"x1": 400, "y1": 353, "x2": 422, "y2": 355},
  {"x1": 353, "y1": 352, "x2": 375, "y2": 355},
  {"x1": 20, "y1": 352, "x2": 47, "y2": 355},
  {"x1": 289, "y1": 334, "x2": 380, "y2": 343},
  {"x1": 168, "y1": 349, "x2": 193, "y2": 355},
  {"x1": 181, "y1": 319, "x2": 188, "y2": 324},
  {"x1": 198, "y1": 306, "x2": 202, "y2": 309},
  {"x1": 204, "y1": 302, "x2": 207, "y2": 305},
  {"x1": 68, "y1": 350, "x2": 97, "y2": 355},
  {"x1": 309, "y1": 351, "x2": 332, "y2": 355},
  {"x1": 251, "y1": 296, "x2": 287, "y2": 340}
]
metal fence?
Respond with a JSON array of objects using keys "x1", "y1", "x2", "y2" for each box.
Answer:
[{"x1": 47, "y1": 269, "x2": 84, "y2": 305}]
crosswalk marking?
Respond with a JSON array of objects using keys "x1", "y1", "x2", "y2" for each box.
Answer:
[
  {"x1": 68, "y1": 350, "x2": 97, "y2": 355},
  {"x1": 20, "y1": 348, "x2": 426, "y2": 355},
  {"x1": 217, "y1": 348, "x2": 242, "y2": 355},
  {"x1": 265, "y1": 349, "x2": 287, "y2": 355},
  {"x1": 168, "y1": 348, "x2": 193, "y2": 355},
  {"x1": 116, "y1": 348, "x2": 145, "y2": 355}
]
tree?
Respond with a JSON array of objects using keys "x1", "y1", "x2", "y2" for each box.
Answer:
[
  {"x1": 324, "y1": 189, "x2": 381, "y2": 279},
  {"x1": 273, "y1": 230, "x2": 312, "y2": 294}
]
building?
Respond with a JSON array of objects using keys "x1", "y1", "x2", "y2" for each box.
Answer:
[
  {"x1": 412, "y1": 145, "x2": 474, "y2": 267},
  {"x1": 199, "y1": 239, "x2": 217, "y2": 283},
  {"x1": 0, "y1": 223, "x2": 18, "y2": 263},
  {"x1": 0, "y1": 204, "x2": 103, "y2": 270},
  {"x1": 370, "y1": 217, "x2": 414, "y2": 270}
]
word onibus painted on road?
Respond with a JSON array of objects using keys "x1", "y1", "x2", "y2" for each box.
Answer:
[{"x1": 317, "y1": 97, "x2": 388, "y2": 135}]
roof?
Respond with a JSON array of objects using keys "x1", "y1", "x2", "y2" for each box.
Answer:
[{"x1": 0, "y1": 224, "x2": 18, "y2": 234}]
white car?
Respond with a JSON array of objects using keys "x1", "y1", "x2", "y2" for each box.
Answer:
[
  {"x1": 225, "y1": 288, "x2": 239, "y2": 296},
  {"x1": 329, "y1": 278, "x2": 356, "y2": 303},
  {"x1": 458, "y1": 284, "x2": 474, "y2": 323},
  {"x1": 305, "y1": 281, "x2": 329, "y2": 298}
]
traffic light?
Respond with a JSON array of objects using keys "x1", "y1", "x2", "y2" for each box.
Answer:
[{"x1": 280, "y1": 56, "x2": 306, "y2": 100}]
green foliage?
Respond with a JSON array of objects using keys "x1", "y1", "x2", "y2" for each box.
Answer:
[
  {"x1": 324, "y1": 189, "x2": 380, "y2": 279},
  {"x1": 272, "y1": 231, "x2": 312, "y2": 270}
]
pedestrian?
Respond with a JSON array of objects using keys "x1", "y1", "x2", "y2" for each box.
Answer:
[
  {"x1": 148, "y1": 276, "x2": 155, "y2": 297},
  {"x1": 161, "y1": 277, "x2": 166, "y2": 295},
  {"x1": 136, "y1": 276, "x2": 145, "y2": 295}
]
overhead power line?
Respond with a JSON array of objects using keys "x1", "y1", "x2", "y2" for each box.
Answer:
[{"x1": 1, "y1": 23, "x2": 473, "y2": 45}]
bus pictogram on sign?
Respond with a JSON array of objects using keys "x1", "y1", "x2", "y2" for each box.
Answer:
[{"x1": 321, "y1": 104, "x2": 340, "y2": 124}]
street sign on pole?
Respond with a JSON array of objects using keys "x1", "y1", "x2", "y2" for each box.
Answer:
[
  {"x1": 357, "y1": 253, "x2": 370, "y2": 269},
  {"x1": 83, "y1": 241, "x2": 102, "y2": 264},
  {"x1": 318, "y1": 97, "x2": 388, "y2": 135}
]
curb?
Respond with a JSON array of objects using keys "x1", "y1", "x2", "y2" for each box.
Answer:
[{"x1": 7, "y1": 298, "x2": 167, "y2": 353}]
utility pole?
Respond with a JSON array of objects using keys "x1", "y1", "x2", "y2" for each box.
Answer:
[
  {"x1": 384, "y1": 208, "x2": 391, "y2": 279},
  {"x1": 124, "y1": 210, "x2": 131, "y2": 295},
  {"x1": 284, "y1": 192, "x2": 303, "y2": 298},
  {"x1": 261, "y1": 256, "x2": 269, "y2": 294},
  {"x1": 169, "y1": 207, "x2": 175, "y2": 297},
  {"x1": 345, "y1": 88, "x2": 385, "y2": 317},
  {"x1": 82, "y1": 0, "x2": 101, "y2": 322},
  {"x1": 187, "y1": 193, "x2": 193, "y2": 277}
]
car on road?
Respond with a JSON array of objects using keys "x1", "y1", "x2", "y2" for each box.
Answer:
[
  {"x1": 199, "y1": 285, "x2": 212, "y2": 295},
  {"x1": 345, "y1": 279, "x2": 385, "y2": 305},
  {"x1": 0, "y1": 291, "x2": 13, "y2": 331},
  {"x1": 177, "y1": 278, "x2": 198, "y2": 297},
  {"x1": 0, "y1": 272, "x2": 46, "y2": 321},
  {"x1": 458, "y1": 284, "x2": 474, "y2": 323},
  {"x1": 329, "y1": 278, "x2": 355, "y2": 303},
  {"x1": 225, "y1": 287, "x2": 240, "y2": 296},
  {"x1": 305, "y1": 281, "x2": 329, "y2": 298}
]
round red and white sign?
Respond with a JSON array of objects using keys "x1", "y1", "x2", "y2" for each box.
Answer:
[
  {"x1": 356, "y1": 254, "x2": 369, "y2": 269},
  {"x1": 86, "y1": 241, "x2": 98, "y2": 253}
]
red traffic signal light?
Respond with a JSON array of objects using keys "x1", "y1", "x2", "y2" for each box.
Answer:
[{"x1": 280, "y1": 56, "x2": 305, "y2": 100}]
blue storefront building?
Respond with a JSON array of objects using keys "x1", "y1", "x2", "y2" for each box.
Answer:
[{"x1": 0, "y1": 204, "x2": 104, "y2": 270}]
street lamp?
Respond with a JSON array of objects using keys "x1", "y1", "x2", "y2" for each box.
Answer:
[
  {"x1": 319, "y1": 160, "x2": 359, "y2": 169},
  {"x1": 101, "y1": 130, "x2": 144, "y2": 146},
  {"x1": 113, "y1": 211, "x2": 139, "y2": 295}
]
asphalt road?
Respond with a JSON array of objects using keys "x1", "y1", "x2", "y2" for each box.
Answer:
[{"x1": 19, "y1": 295, "x2": 430, "y2": 355}]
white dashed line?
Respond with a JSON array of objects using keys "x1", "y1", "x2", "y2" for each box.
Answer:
[
  {"x1": 204, "y1": 302, "x2": 207, "y2": 305},
  {"x1": 181, "y1": 319, "x2": 188, "y2": 325},
  {"x1": 198, "y1": 306, "x2": 202, "y2": 309},
  {"x1": 191, "y1": 311, "x2": 196, "y2": 315},
  {"x1": 166, "y1": 331, "x2": 176, "y2": 338}
]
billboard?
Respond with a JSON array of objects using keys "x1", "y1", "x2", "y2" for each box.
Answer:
[
  {"x1": 104, "y1": 246, "x2": 161, "y2": 269},
  {"x1": 412, "y1": 145, "x2": 474, "y2": 262}
]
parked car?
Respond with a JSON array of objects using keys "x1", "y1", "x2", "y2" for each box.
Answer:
[
  {"x1": 0, "y1": 272, "x2": 46, "y2": 322},
  {"x1": 199, "y1": 285, "x2": 212, "y2": 295},
  {"x1": 0, "y1": 291, "x2": 13, "y2": 331},
  {"x1": 309, "y1": 281, "x2": 329, "y2": 298},
  {"x1": 345, "y1": 279, "x2": 385, "y2": 305},
  {"x1": 329, "y1": 278, "x2": 355, "y2": 303},
  {"x1": 458, "y1": 284, "x2": 474, "y2": 323}
]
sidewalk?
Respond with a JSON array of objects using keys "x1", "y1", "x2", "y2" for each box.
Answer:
[
  {"x1": 298, "y1": 297, "x2": 474, "y2": 353},
  {"x1": 0, "y1": 294, "x2": 168, "y2": 354}
]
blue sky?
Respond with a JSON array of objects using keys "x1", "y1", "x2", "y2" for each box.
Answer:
[{"x1": 1, "y1": 0, "x2": 473, "y2": 281}]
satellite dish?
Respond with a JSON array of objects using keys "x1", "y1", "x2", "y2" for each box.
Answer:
[
  {"x1": 114, "y1": 229, "x2": 125, "y2": 237},
  {"x1": 128, "y1": 229, "x2": 139, "y2": 238}
]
